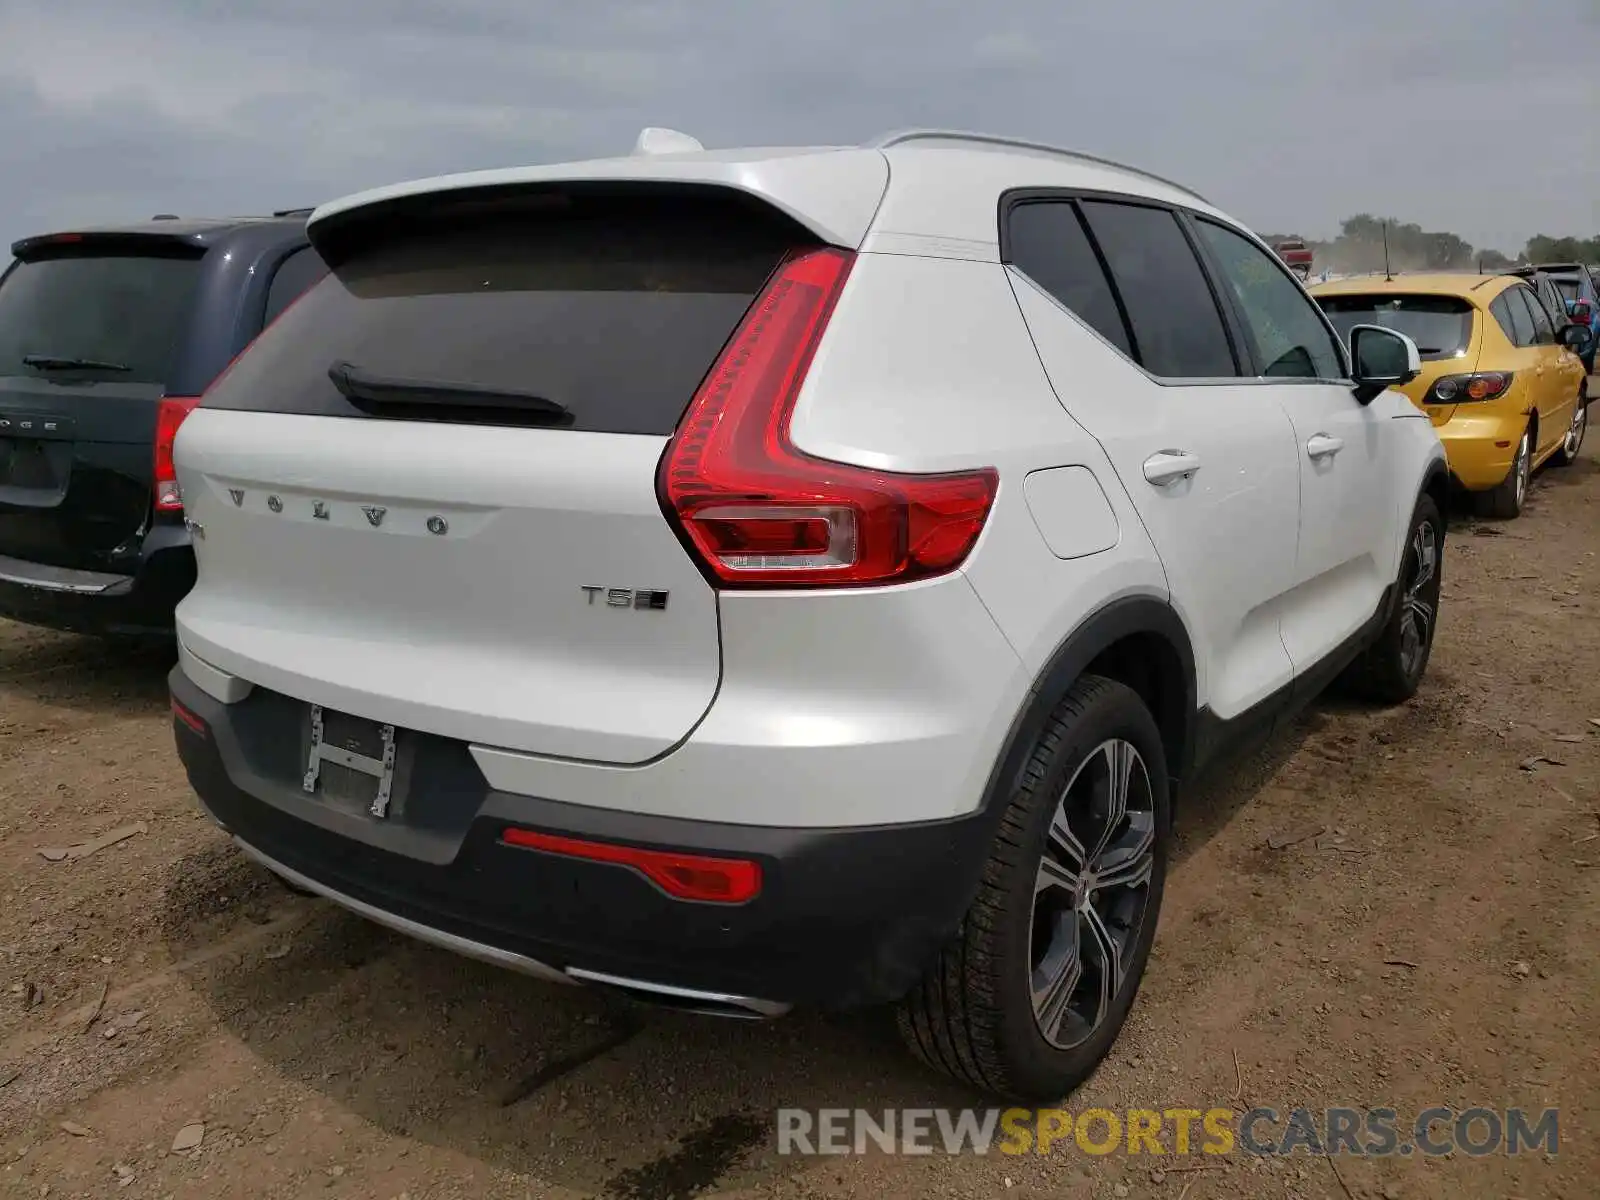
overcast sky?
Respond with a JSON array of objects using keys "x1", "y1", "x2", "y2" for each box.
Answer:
[{"x1": 1, "y1": 0, "x2": 1596, "y2": 256}]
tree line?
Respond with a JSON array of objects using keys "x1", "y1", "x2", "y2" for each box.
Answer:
[{"x1": 1261, "y1": 215, "x2": 1600, "y2": 275}]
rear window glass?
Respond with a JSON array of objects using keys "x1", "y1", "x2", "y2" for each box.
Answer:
[
  {"x1": 1316, "y1": 294, "x2": 1475, "y2": 362},
  {"x1": 1076, "y1": 200, "x2": 1239, "y2": 378},
  {"x1": 0, "y1": 250, "x2": 203, "y2": 384},
  {"x1": 203, "y1": 194, "x2": 803, "y2": 435}
]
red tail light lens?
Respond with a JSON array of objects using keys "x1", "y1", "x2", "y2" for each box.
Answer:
[
  {"x1": 658, "y1": 246, "x2": 998, "y2": 589},
  {"x1": 154, "y1": 396, "x2": 202, "y2": 512},
  {"x1": 500, "y1": 827, "x2": 762, "y2": 904},
  {"x1": 1429, "y1": 373, "x2": 1512, "y2": 404}
]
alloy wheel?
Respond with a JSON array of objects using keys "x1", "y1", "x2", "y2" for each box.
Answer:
[
  {"x1": 1513, "y1": 432, "x2": 1530, "y2": 508},
  {"x1": 1400, "y1": 518, "x2": 1439, "y2": 679},
  {"x1": 1564, "y1": 401, "x2": 1588, "y2": 459},
  {"x1": 1029, "y1": 739, "x2": 1156, "y2": 1050}
]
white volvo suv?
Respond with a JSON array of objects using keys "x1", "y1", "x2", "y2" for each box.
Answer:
[{"x1": 168, "y1": 129, "x2": 1447, "y2": 1101}]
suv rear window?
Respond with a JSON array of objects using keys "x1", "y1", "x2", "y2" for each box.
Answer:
[
  {"x1": 0, "y1": 248, "x2": 204, "y2": 384},
  {"x1": 1316, "y1": 294, "x2": 1474, "y2": 362},
  {"x1": 203, "y1": 192, "x2": 806, "y2": 435}
]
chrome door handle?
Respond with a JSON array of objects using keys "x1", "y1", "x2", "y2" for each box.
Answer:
[
  {"x1": 1142, "y1": 450, "x2": 1202, "y2": 486},
  {"x1": 1306, "y1": 433, "x2": 1344, "y2": 460}
]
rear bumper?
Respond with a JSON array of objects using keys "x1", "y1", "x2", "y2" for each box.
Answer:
[
  {"x1": 169, "y1": 666, "x2": 999, "y2": 1011},
  {"x1": 0, "y1": 524, "x2": 194, "y2": 638},
  {"x1": 1433, "y1": 409, "x2": 1525, "y2": 491}
]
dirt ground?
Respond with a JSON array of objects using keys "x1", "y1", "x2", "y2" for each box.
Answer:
[{"x1": 1, "y1": 440, "x2": 1597, "y2": 1200}]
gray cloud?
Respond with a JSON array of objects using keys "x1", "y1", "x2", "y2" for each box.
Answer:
[{"x1": 1, "y1": 0, "x2": 1595, "y2": 253}]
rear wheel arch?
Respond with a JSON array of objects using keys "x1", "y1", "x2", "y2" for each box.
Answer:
[{"x1": 982, "y1": 597, "x2": 1197, "y2": 816}]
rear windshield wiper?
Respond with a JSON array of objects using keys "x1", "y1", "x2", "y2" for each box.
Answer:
[
  {"x1": 327, "y1": 361, "x2": 571, "y2": 422},
  {"x1": 22, "y1": 354, "x2": 132, "y2": 372}
]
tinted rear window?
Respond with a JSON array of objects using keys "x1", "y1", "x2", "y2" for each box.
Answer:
[
  {"x1": 1316, "y1": 294, "x2": 1475, "y2": 362},
  {"x1": 1005, "y1": 200, "x2": 1133, "y2": 356},
  {"x1": 1550, "y1": 277, "x2": 1581, "y2": 304},
  {"x1": 0, "y1": 249, "x2": 203, "y2": 384},
  {"x1": 1076, "y1": 200, "x2": 1238, "y2": 378},
  {"x1": 203, "y1": 193, "x2": 804, "y2": 435}
]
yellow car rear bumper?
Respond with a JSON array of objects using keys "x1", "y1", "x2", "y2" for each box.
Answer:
[{"x1": 1428, "y1": 407, "x2": 1526, "y2": 491}]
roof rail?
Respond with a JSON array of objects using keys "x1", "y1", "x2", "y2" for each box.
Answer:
[{"x1": 865, "y1": 128, "x2": 1211, "y2": 206}]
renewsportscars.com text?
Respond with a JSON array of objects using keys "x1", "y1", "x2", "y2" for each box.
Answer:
[{"x1": 776, "y1": 1106, "x2": 1558, "y2": 1158}]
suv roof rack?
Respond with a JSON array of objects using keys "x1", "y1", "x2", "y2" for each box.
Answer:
[{"x1": 866, "y1": 128, "x2": 1211, "y2": 206}]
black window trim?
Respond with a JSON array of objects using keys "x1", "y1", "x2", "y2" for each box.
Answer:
[{"x1": 997, "y1": 185, "x2": 1352, "y2": 387}]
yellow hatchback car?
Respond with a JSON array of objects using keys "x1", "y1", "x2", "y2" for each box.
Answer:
[{"x1": 1312, "y1": 273, "x2": 1593, "y2": 518}]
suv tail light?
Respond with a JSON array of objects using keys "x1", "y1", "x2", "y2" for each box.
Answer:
[
  {"x1": 154, "y1": 395, "x2": 203, "y2": 512},
  {"x1": 658, "y1": 246, "x2": 999, "y2": 588},
  {"x1": 1428, "y1": 372, "x2": 1513, "y2": 404}
]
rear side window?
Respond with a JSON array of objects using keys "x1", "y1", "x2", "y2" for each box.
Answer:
[
  {"x1": 204, "y1": 193, "x2": 805, "y2": 434},
  {"x1": 0, "y1": 249, "x2": 202, "y2": 384},
  {"x1": 1077, "y1": 201, "x2": 1237, "y2": 378},
  {"x1": 1505, "y1": 288, "x2": 1538, "y2": 346},
  {"x1": 1488, "y1": 294, "x2": 1520, "y2": 344},
  {"x1": 1005, "y1": 201, "x2": 1132, "y2": 356},
  {"x1": 1519, "y1": 286, "x2": 1555, "y2": 345},
  {"x1": 261, "y1": 247, "x2": 327, "y2": 329},
  {"x1": 1318, "y1": 293, "x2": 1475, "y2": 362}
]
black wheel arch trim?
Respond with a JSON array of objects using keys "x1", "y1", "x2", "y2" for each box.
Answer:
[
  {"x1": 1419, "y1": 457, "x2": 1451, "y2": 532},
  {"x1": 974, "y1": 595, "x2": 1198, "y2": 829}
]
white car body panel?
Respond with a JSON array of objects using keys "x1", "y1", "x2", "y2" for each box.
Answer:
[{"x1": 175, "y1": 412, "x2": 719, "y2": 763}]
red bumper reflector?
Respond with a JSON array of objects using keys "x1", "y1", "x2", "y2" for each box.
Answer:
[
  {"x1": 500, "y1": 827, "x2": 762, "y2": 904},
  {"x1": 171, "y1": 698, "x2": 207, "y2": 737}
]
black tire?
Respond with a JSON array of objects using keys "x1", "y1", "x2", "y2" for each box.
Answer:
[
  {"x1": 896, "y1": 675, "x2": 1170, "y2": 1102},
  {"x1": 1476, "y1": 426, "x2": 1531, "y2": 518},
  {"x1": 1552, "y1": 392, "x2": 1587, "y2": 467},
  {"x1": 1342, "y1": 492, "x2": 1444, "y2": 705}
]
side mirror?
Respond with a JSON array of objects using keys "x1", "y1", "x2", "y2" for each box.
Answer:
[
  {"x1": 1559, "y1": 322, "x2": 1595, "y2": 355},
  {"x1": 1348, "y1": 325, "x2": 1422, "y2": 404}
]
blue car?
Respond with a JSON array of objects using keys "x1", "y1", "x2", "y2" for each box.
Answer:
[{"x1": 1535, "y1": 262, "x2": 1600, "y2": 374}]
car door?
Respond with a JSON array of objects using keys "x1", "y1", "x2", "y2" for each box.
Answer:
[
  {"x1": 1515, "y1": 286, "x2": 1579, "y2": 458},
  {"x1": 1189, "y1": 217, "x2": 1396, "y2": 678},
  {"x1": 1004, "y1": 197, "x2": 1301, "y2": 720}
]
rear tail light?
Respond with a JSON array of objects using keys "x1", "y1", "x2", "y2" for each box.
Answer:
[
  {"x1": 659, "y1": 246, "x2": 999, "y2": 588},
  {"x1": 500, "y1": 827, "x2": 762, "y2": 904},
  {"x1": 1429, "y1": 373, "x2": 1513, "y2": 404},
  {"x1": 154, "y1": 396, "x2": 203, "y2": 512}
]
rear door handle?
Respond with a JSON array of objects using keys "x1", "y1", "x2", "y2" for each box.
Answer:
[
  {"x1": 1306, "y1": 433, "x2": 1344, "y2": 460},
  {"x1": 1142, "y1": 450, "x2": 1202, "y2": 486}
]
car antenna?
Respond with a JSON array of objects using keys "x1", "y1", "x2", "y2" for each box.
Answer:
[{"x1": 1382, "y1": 221, "x2": 1393, "y2": 282}]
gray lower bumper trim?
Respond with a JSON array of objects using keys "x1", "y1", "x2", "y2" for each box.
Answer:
[
  {"x1": 232, "y1": 836, "x2": 792, "y2": 1019},
  {"x1": 0, "y1": 552, "x2": 128, "y2": 594},
  {"x1": 233, "y1": 836, "x2": 575, "y2": 986}
]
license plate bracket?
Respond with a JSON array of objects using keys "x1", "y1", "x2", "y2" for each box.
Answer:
[{"x1": 303, "y1": 704, "x2": 397, "y2": 818}]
